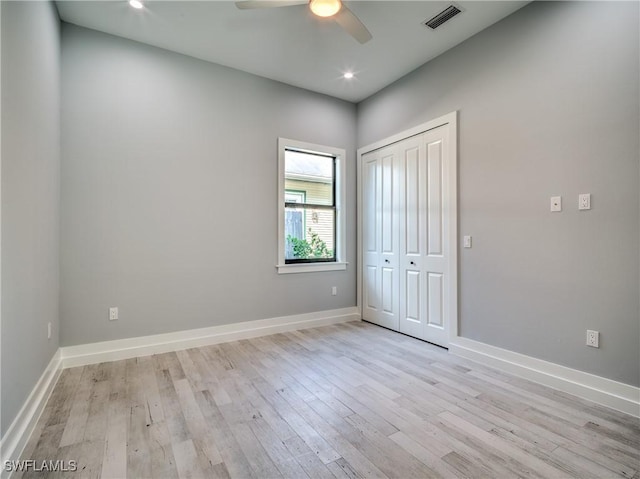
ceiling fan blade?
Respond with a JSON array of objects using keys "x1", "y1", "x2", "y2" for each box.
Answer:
[
  {"x1": 235, "y1": 1, "x2": 307, "y2": 9},
  {"x1": 333, "y1": 5, "x2": 372, "y2": 44}
]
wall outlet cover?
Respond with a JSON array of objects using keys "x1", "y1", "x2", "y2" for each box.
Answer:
[
  {"x1": 586, "y1": 330, "x2": 599, "y2": 348},
  {"x1": 579, "y1": 193, "x2": 591, "y2": 210}
]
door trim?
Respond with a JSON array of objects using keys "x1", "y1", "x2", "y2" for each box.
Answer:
[{"x1": 357, "y1": 111, "x2": 458, "y2": 345}]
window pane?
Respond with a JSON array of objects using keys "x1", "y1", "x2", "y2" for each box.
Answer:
[
  {"x1": 284, "y1": 150, "x2": 334, "y2": 206},
  {"x1": 284, "y1": 190, "x2": 305, "y2": 204},
  {"x1": 285, "y1": 206, "x2": 335, "y2": 262}
]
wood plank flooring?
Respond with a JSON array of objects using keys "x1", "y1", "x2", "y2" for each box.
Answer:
[{"x1": 18, "y1": 321, "x2": 640, "y2": 478}]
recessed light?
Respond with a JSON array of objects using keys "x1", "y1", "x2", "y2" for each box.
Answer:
[
  {"x1": 129, "y1": 0, "x2": 144, "y2": 10},
  {"x1": 343, "y1": 72, "x2": 354, "y2": 80}
]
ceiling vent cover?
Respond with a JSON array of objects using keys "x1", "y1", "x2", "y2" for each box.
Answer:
[{"x1": 424, "y1": 5, "x2": 462, "y2": 29}]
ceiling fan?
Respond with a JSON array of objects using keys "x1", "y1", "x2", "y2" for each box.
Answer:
[{"x1": 234, "y1": 0, "x2": 373, "y2": 44}]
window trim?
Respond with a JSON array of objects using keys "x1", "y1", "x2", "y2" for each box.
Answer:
[{"x1": 277, "y1": 138, "x2": 347, "y2": 274}]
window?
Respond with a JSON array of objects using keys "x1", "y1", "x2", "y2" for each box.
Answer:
[
  {"x1": 284, "y1": 190, "x2": 307, "y2": 259},
  {"x1": 278, "y1": 138, "x2": 347, "y2": 274}
]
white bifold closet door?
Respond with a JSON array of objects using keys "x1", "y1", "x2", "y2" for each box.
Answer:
[
  {"x1": 361, "y1": 124, "x2": 451, "y2": 348},
  {"x1": 362, "y1": 143, "x2": 400, "y2": 331}
]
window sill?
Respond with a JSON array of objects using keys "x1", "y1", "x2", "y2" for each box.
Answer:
[{"x1": 277, "y1": 262, "x2": 348, "y2": 274}]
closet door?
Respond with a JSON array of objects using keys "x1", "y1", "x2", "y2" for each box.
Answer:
[
  {"x1": 360, "y1": 115, "x2": 455, "y2": 348},
  {"x1": 423, "y1": 125, "x2": 451, "y2": 347},
  {"x1": 402, "y1": 125, "x2": 450, "y2": 348},
  {"x1": 398, "y1": 134, "x2": 427, "y2": 339},
  {"x1": 361, "y1": 145, "x2": 400, "y2": 330}
]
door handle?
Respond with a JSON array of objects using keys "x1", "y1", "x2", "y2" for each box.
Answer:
[
  {"x1": 410, "y1": 261, "x2": 415, "y2": 265},
  {"x1": 384, "y1": 259, "x2": 390, "y2": 264}
]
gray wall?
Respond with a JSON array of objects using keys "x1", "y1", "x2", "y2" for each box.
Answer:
[
  {"x1": 60, "y1": 25, "x2": 357, "y2": 347},
  {"x1": 358, "y1": 1, "x2": 640, "y2": 386},
  {"x1": 1, "y1": 1, "x2": 60, "y2": 435}
]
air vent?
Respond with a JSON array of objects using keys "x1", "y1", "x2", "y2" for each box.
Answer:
[{"x1": 424, "y1": 5, "x2": 462, "y2": 30}]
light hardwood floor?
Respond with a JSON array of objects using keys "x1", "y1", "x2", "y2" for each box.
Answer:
[{"x1": 19, "y1": 321, "x2": 640, "y2": 478}]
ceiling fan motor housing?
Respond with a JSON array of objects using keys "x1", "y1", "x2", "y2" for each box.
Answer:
[{"x1": 309, "y1": 0, "x2": 342, "y2": 18}]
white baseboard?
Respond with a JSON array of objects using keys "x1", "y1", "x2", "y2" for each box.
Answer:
[
  {"x1": 449, "y1": 337, "x2": 640, "y2": 418},
  {"x1": 61, "y1": 307, "x2": 361, "y2": 368},
  {"x1": 0, "y1": 350, "x2": 63, "y2": 479}
]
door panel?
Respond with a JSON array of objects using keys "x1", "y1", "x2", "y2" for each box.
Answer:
[
  {"x1": 361, "y1": 146, "x2": 399, "y2": 330},
  {"x1": 378, "y1": 145, "x2": 400, "y2": 330},
  {"x1": 401, "y1": 269, "x2": 422, "y2": 338},
  {"x1": 406, "y1": 271, "x2": 420, "y2": 321},
  {"x1": 381, "y1": 267, "x2": 394, "y2": 314},
  {"x1": 398, "y1": 135, "x2": 425, "y2": 337},
  {"x1": 365, "y1": 265, "x2": 378, "y2": 311},
  {"x1": 404, "y1": 146, "x2": 421, "y2": 256},
  {"x1": 427, "y1": 140, "x2": 443, "y2": 256},
  {"x1": 362, "y1": 153, "x2": 380, "y2": 323},
  {"x1": 422, "y1": 126, "x2": 450, "y2": 347},
  {"x1": 364, "y1": 158, "x2": 378, "y2": 255},
  {"x1": 381, "y1": 153, "x2": 395, "y2": 254},
  {"x1": 427, "y1": 273, "x2": 444, "y2": 328}
]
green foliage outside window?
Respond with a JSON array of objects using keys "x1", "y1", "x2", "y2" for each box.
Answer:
[{"x1": 287, "y1": 228, "x2": 333, "y2": 259}]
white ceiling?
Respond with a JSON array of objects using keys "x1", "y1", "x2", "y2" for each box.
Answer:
[{"x1": 56, "y1": 1, "x2": 529, "y2": 103}]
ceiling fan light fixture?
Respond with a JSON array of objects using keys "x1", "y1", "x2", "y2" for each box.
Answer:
[
  {"x1": 128, "y1": 0, "x2": 144, "y2": 9},
  {"x1": 309, "y1": 0, "x2": 342, "y2": 18}
]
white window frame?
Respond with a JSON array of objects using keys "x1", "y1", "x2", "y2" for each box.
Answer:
[{"x1": 277, "y1": 138, "x2": 347, "y2": 274}]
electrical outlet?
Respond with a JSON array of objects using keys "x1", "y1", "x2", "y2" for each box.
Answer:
[
  {"x1": 550, "y1": 196, "x2": 562, "y2": 212},
  {"x1": 109, "y1": 307, "x2": 119, "y2": 321},
  {"x1": 586, "y1": 330, "x2": 599, "y2": 348},
  {"x1": 579, "y1": 193, "x2": 591, "y2": 210},
  {"x1": 331, "y1": 286, "x2": 337, "y2": 296}
]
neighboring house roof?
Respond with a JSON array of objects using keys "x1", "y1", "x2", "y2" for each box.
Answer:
[{"x1": 285, "y1": 150, "x2": 333, "y2": 183}]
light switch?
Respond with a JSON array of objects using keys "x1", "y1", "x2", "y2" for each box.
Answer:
[
  {"x1": 579, "y1": 193, "x2": 591, "y2": 210},
  {"x1": 463, "y1": 236, "x2": 472, "y2": 248},
  {"x1": 550, "y1": 196, "x2": 562, "y2": 212}
]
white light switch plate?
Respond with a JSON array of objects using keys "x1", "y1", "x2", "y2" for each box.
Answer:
[
  {"x1": 550, "y1": 196, "x2": 562, "y2": 212},
  {"x1": 463, "y1": 236, "x2": 472, "y2": 248}
]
